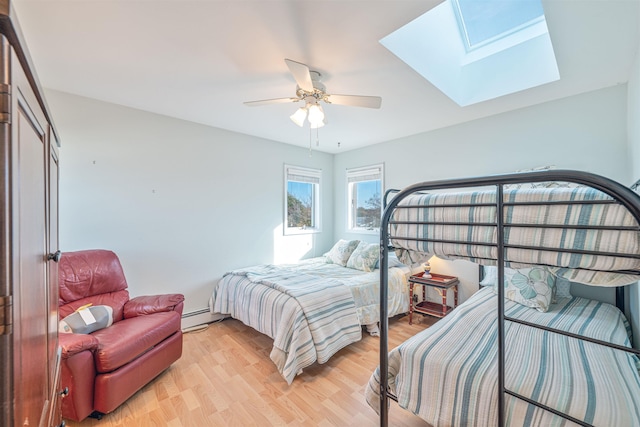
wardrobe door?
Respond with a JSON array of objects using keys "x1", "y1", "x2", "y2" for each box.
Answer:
[
  {"x1": 46, "y1": 134, "x2": 62, "y2": 427},
  {"x1": 0, "y1": 34, "x2": 12, "y2": 427},
  {"x1": 11, "y1": 46, "x2": 50, "y2": 427}
]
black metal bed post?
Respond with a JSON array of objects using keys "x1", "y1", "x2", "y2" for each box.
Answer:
[
  {"x1": 379, "y1": 186, "x2": 411, "y2": 427},
  {"x1": 383, "y1": 188, "x2": 400, "y2": 209},
  {"x1": 496, "y1": 184, "x2": 506, "y2": 427},
  {"x1": 379, "y1": 230, "x2": 390, "y2": 427},
  {"x1": 616, "y1": 287, "x2": 625, "y2": 313}
]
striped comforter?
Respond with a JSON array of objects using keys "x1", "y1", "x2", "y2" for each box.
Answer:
[
  {"x1": 391, "y1": 187, "x2": 640, "y2": 287},
  {"x1": 366, "y1": 287, "x2": 640, "y2": 426},
  {"x1": 211, "y1": 258, "x2": 411, "y2": 384}
]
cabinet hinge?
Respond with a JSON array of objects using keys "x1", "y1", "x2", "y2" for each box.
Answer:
[
  {"x1": 0, "y1": 295, "x2": 12, "y2": 335},
  {"x1": 0, "y1": 83, "x2": 10, "y2": 124}
]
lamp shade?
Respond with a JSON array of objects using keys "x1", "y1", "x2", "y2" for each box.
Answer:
[
  {"x1": 307, "y1": 104, "x2": 325, "y2": 127},
  {"x1": 290, "y1": 107, "x2": 307, "y2": 127}
]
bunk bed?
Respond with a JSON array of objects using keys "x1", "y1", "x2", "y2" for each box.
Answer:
[
  {"x1": 368, "y1": 170, "x2": 640, "y2": 427},
  {"x1": 209, "y1": 251, "x2": 415, "y2": 384}
]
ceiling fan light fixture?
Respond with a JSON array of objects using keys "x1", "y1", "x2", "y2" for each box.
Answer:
[
  {"x1": 290, "y1": 107, "x2": 307, "y2": 127},
  {"x1": 307, "y1": 104, "x2": 325, "y2": 127},
  {"x1": 246, "y1": 59, "x2": 382, "y2": 137}
]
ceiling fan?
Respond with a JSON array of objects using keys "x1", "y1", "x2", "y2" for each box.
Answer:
[{"x1": 244, "y1": 59, "x2": 382, "y2": 129}]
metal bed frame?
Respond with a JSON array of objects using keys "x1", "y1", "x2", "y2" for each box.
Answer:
[{"x1": 378, "y1": 170, "x2": 640, "y2": 427}]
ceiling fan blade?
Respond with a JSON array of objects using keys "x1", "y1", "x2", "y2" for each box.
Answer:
[
  {"x1": 244, "y1": 97, "x2": 299, "y2": 107},
  {"x1": 284, "y1": 59, "x2": 314, "y2": 92},
  {"x1": 325, "y1": 94, "x2": 382, "y2": 109}
]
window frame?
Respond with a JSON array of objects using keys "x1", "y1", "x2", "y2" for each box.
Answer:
[
  {"x1": 346, "y1": 163, "x2": 384, "y2": 234},
  {"x1": 284, "y1": 164, "x2": 322, "y2": 235}
]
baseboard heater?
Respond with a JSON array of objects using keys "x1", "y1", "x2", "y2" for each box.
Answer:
[
  {"x1": 182, "y1": 308, "x2": 210, "y2": 318},
  {"x1": 180, "y1": 307, "x2": 226, "y2": 331}
]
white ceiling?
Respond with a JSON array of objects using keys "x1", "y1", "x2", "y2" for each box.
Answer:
[{"x1": 13, "y1": 0, "x2": 640, "y2": 154}]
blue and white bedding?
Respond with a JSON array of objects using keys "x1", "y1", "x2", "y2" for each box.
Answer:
[
  {"x1": 210, "y1": 257, "x2": 412, "y2": 384},
  {"x1": 391, "y1": 186, "x2": 640, "y2": 287},
  {"x1": 366, "y1": 287, "x2": 640, "y2": 426}
]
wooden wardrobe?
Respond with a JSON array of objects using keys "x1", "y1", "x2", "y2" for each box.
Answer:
[{"x1": 0, "y1": 2, "x2": 64, "y2": 426}]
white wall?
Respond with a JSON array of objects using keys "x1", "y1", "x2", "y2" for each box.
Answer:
[
  {"x1": 49, "y1": 81, "x2": 636, "y2": 326},
  {"x1": 334, "y1": 85, "x2": 630, "y2": 303},
  {"x1": 47, "y1": 90, "x2": 334, "y2": 317},
  {"x1": 627, "y1": 36, "x2": 640, "y2": 348}
]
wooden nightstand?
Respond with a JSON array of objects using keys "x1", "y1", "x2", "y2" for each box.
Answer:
[{"x1": 408, "y1": 272, "x2": 459, "y2": 324}]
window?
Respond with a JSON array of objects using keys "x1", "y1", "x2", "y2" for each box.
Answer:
[
  {"x1": 453, "y1": 0, "x2": 544, "y2": 50},
  {"x1": 347, "y1": 164, "x2": 383, "y2": 233},
  {"x1": 284, "y1": 165, "x2": 321, "y2": 235}
]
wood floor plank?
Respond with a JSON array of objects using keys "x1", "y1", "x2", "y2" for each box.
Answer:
[{"x1": 68, "y1": 314, "x2": 435, "y2": 426}]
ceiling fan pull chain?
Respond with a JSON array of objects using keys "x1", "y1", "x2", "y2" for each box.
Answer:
[
  {"x1": 316, "y1": 126, "x2": 320, "y2": 147},
  {"x1": 309, "y1": 126, "x2": 313, "y2": 156}
]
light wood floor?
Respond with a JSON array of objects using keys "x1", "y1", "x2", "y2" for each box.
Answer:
[{"x1": 69, "y1": 314, "x2": 437, "y2": 427}]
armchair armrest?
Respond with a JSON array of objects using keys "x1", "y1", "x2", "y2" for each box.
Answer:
[
  {"x1": 124, "y1": 294, "x2": 185, "y2": 319},
  {"x1": 59, "y1": 332, "x2": 99, "y2": 359}
]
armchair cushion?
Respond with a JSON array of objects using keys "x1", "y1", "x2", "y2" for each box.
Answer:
[
  {"x1": 92, "y1": 310, "x2": 181, "y2": 372},
  {"x1": 59, "y1": 333, "x2": 99, "y2": 359},
  {"x1": 59, "y1": 249, "x2": 128, "y2": 303},
  {"x1": 124, "y1": 293, "x2": 185, "y2": 318},
  {"x1": 59, "y1": 249, "x2": 131, "y2": 322},
  {"x1": 59, "y1": 290, "x2": 130, "y2": 322}
]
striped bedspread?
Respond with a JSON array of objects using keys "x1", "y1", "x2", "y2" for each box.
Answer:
[
  {"x1": 391, "y1": 186, "x2": 640, "y2": 286},
  {"x1": 211, "y1": 258, "x2": 410, "y2": 384},
  {"x1": 366, "y1": 287, "x2": 640, "y2": 426}
]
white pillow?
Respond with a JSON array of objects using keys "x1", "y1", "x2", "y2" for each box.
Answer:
[
  {"x1": 375, "y1": 252, "x2": 404, "y2": 269},
  {"x1": 479, "y1": 265, "x2": 498, "y2": 286},
  {"x1": 324, "y1": 239, "x2": 360, "y2": 266},
  {"x1": 346, "y1": 242, "x2": 379, "y2": 272},
  {"x1": 59, "y1": 305, "x2": 114, "y2": 334}
]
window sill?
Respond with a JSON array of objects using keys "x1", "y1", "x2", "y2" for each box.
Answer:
[
  {"x1": 348, "y1": 228, "x2": 380, "y2": 235},
  {"x1": 284, "y1": 228, "x2": 322, "y2": 236}
]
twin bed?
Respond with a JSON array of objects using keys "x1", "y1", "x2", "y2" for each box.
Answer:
[
  {"x1": 370, "y1": 170, "x2": 640, "y2": 426},
  {"x1": 367, "y1": 285, "x2": 640, "y2": 426}
]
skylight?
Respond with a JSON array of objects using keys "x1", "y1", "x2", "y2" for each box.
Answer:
[
  {"x1": 380, "y1": 0, "x2": 559, "y2": 106},
  {"x1": 455, "y1": 0, "x2": 545, "y2": 49}
]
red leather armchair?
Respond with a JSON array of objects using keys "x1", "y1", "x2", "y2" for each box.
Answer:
[{"x1": 58, "y1": 249, "x2": 184, "y2": 422}]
